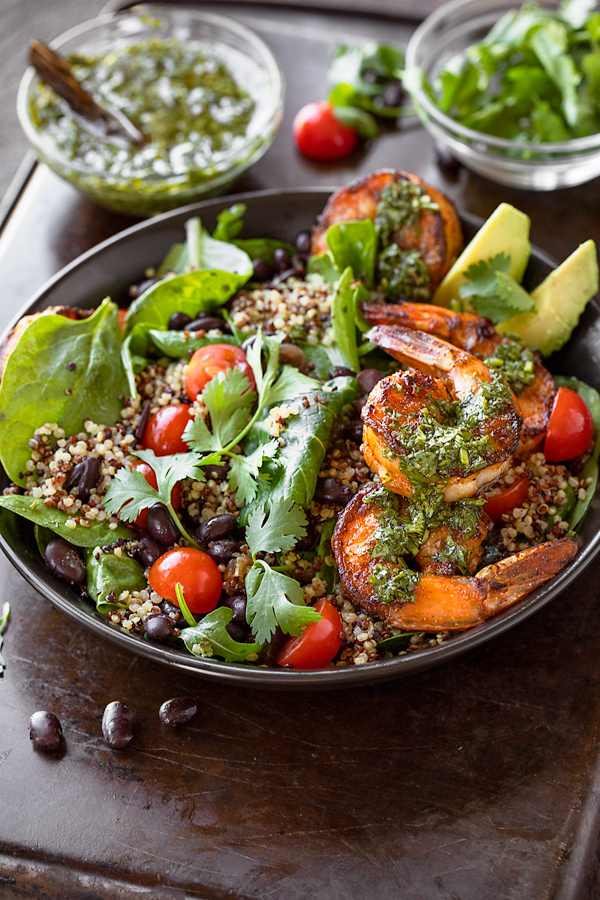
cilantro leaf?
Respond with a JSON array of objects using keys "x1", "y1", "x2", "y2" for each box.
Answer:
[
  {"x1": 459, "y1": 254, "x2": 535, "y2": 324},
  {"x1": 227, "y1": 441, "x2": 279, "y2": 506},
  {"x1": 180, "y1": 607, "x2": 262, "y2": 662},
  {"x1": 184, "y1": 368, "x2": 256, "y2": 452},
  {"x1": 245, "y1": 498, "x2": 308, "y2": 558},
  {"x1": 263, "y1": 366, "x2": 320, "y2": 406},
  {"x1": 245, "y1": 561, "x2": 321, "y2": 644}
]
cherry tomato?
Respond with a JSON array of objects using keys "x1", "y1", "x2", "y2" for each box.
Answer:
[
  {"x1": 483, "y1": 475, "x2": 530, "y2": 523},
  {"x1": 277, "y1": 598, "x2": 344, "y2": 669},
  {"x1": 185, "y1": 344, "x2": 255, "y2": 401},
  {"x1": 128, "y1": 460, "x2": 181, "y2": 528},
  {"x1": 148, "y1": 547, "x2": 223, "y2": 614},
  {"x1": 292, "y1": 101, "x2": 358, "y2": 161},
  {"x1": 142, "y1": 404, "x2": 192, "y2": 456},
  {"x1": 543, "y1": 387, "x2": 594, "y2": 462},
  {"x1": 118, "y1": 308, "x2": 127, "y2": 331}
]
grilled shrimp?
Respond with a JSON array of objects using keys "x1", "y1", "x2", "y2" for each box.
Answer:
[
  {"x1": 311, "y1": 169, "x2": 463, "y2": 291},
  {"x1": 362, "y1": 326, "x2": 523, "y2": 502},
  {"x1": 332, "y1": 485, "x2": 578, "y2": 631},
  {"x1": 362, "y1": 301, "x2": 555, "y2": 455}
]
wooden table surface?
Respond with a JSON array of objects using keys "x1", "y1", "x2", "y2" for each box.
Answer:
[{"x1": 1, "y1": 3, "x2": 600, "y2": 900}]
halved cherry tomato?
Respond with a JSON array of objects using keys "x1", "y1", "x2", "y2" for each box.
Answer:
[
  {"x1": 483, "y1": 475, "x2": 530, "y2": 523},
  {"x1": 117, "y1": 308, "x2": 127, "y2": 331},
  {"x1": 148, "y1": 547, "x2": 223, "y2": 614},
  {"x1": 292, "y1": 101, "x2": 358, "y2": 161},
  {"x1": 142, "y1": 404, "x2": 192, "y2": 456},
  {"x1": 128, "y1": 460, "x2": 181, "y2": 528},
  {"x1": 185, "y1": 344, "x2": 255, "y2": 401},
  {"x1": 276, "y1": 598, "x2": 344, "y2": 669},
  {"x1": 543, "y1": 387, "x2": 594, "y2": 462}
]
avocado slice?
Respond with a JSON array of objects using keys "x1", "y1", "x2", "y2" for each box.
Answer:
[
  {"x1": 433, "y1": 203, "x2": 531, "y2": 309},
  {"x1": 498, "y1": 240, "x2": 599, "y2": 357}
]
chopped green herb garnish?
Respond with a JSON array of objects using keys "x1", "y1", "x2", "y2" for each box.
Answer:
[{"x1": 459, "y1": 254, "x2": 535, "y2": 324}]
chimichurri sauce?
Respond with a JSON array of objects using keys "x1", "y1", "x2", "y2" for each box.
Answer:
[{"x1": 30, "y1": 37, "x2": 255, "y2": 182}]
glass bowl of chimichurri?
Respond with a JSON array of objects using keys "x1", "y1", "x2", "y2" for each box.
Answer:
[{"x1": 17, "y1": 6, "x2": 284, "y2": 216}]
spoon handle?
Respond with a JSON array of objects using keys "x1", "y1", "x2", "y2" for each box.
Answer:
[{"x1": 28, "y1": 40, "x2": 146, "y2": 146}]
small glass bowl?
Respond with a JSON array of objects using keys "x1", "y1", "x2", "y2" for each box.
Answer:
[
  {"x1": 405, "y1": 0, "x2": 600, "y2": 190},
  {"x1": 17, "y1": 6, "x2": 284, "y2": 216}
]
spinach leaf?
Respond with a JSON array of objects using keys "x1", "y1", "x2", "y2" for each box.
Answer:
[
  {"x1": 554, "y1": 375, "x2": 600, "y2": 529},
  {"x1": 121, "y1": 323, "x2": 152, "y2": 398},
  {"x1": 235, "y1": 238, "x2": 297, "y2": 265},
  {"x1": 211, "y1": 203, "x2": 246, "y2": 242},
  {"x1": 332, "y1": 268, "x2": 361, "y2": 372},
  {"x1": 302, "y1": 343, "x2": 347, "y2": 379},
  {"x1": 185, "y1": 218, "x2": 253, "y2": 279},
  {"x1": 0, "y1": 494, "x2": 132, "y2": 546},
  {"x1": 180, "y1": 607, "x2": 262, "y2": 662},
  {"x1": 86, "y1": 551, "x2": 146, "y2": 615},
  {"x1": 308, "y1": 220, "x2": 377, "y2": 285},
  {"x1": 327, "y1": 41, "x2": 406, "y2": 118},
  {"x1": 147, "y1": 330, "x2": 239, "y2": 359},
  {"x1": 376, "y1": 632, "x2": 422, "y2": 654},
  {"x1": 0, "y1": 299, "x2": 128, "y2": 484},
  {"x1": 316, "y1": 518, "x2": 338, "y2": 592}
]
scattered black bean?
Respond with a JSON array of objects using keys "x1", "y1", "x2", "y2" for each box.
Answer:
[
  {"x1": 295, "y1": 522, "x2": 316, "y2": 551},
  {"x1": 296, "y1": 231, "x2": 312, "y2": 257},
  {"x1": 168, "y1": 311, "x2": 193, "y2": 331},
  {"x1": 279, "y1": 344, "x2": 306, "y2": 369},
  {"x1": 200, "y1": 461, "x2": 230, "y2": 481},
  {"x1": 146, "y1": 504, "x2": 180, "y2": 546},
  {"x1": 159, "y1": 696, "x2": 198, "y2": 727},
  {"x1": 343, "y1": 420, "x2": 364, "y2": 444},
  {"x1": 134, "y1": 401, "x2": 151, "y2": 443},
  {"x1": 226, "y1": 621, "x2": 249, "y2": 643},
  {"x1": 206, "y1": 539, "x2": 242, "y2": 565},
  {"x1": 221, "y1": 591, "x2": 248, "y2": 623},
  {"x1": 357, "y1": 368, "x2": 386, "y2": 394},
  {"x1": 252, "y1": 258, "x2": 273, "y2": 281},
  {"x1": 196, "y1": 513, "x2": 238, "y2": 544},
  {"x1": 102, "y1": 701, "x2": 134, "y2": 749},
  {"x1": 44, "y1": 539, "x2": 86, "y2": 586},
  {"x1": 160, "y1": 599, "x2": 181, "y2": 618},
  {"x1": 29, "y1": 710, "x2": 63, "y2": 752},
  {"x1": 133, "y1": 535, "x2": 164, "y2": 568},
  {"x1": 314, "y1": 477, "x2": 353, "y2": 507},
  {"x1": 186, "y1": 315, "x2": 229, "y2": 333},
  {"x1": 329, "y1": 366, "x2": 356, "y2": 379},
  {"x1": 135, "y1": 277, "x2": 159, "y2": 297},
  {"x1": 382, "y1": 81, "x2": 404, "y2": 108},
  {"x1": 273, "y1": 248, "x2": 292, "y2": 272},
  {"x1": 144, "y1": 613, "x2": 175, "y2": 643},
  {"x1": 64, "y1": 456, "x2": 101, "y2": 502},
  {"x1": 274, "y1": 267, "x2": 298, "y2": 283}
]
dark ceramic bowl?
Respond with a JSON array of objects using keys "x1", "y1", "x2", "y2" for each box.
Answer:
[{"x1": 1, "y1": 189, "x2": 599, "y2": 689}]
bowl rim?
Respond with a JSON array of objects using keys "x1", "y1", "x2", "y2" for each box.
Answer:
[
  {"x1": 1, "y1": 186, "x2": 599, "y2": 690},
  {"x1": 16, "y1": 3, "x2": 284, "y2": 184},
  {"x1": 405, "y1": 0, "x2": 600, "y2": 156}
]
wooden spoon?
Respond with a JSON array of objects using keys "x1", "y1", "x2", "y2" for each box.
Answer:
[{"x1": 28, "y1": 39, "x2": 147, "y2": 146}]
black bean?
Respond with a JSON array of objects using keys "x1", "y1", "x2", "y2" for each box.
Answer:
[
  {"x1": 252, "y1": 258, "x2": 273, "y2": 281},
  {"x1": 168, "y1": 312, "x2": 192, "y2": 331},
  {"x1": 196, "y1": 513, "x2": 238, "y2": 544},
  {"x1": 226, "y1": 621, "x2": 249, "y2": 643},
  {"x1": 186, "y1": 316, "x2": 230, "y2": 333},
  {"x1": 64, "y1": 456, "x2": 101, "y2": 503},
  {"x1": 344, "y1": 420, "x2": 364, "y2": 444},
  {"x1": 146, "y1": 504, "x2": 180, "y2": 546},
  {"x1": 160, "y1": 599, "x2": 181, "y2": 618},
  {"x1": 133, "y1": 536, "x2": 164, "y2": 568},
  {"x1": 382, "y1": 81, "x2": 404, "y2": 108},
  {"x1": 273, "y1": 248, "x2": 292, "y2": 272},
  {"x1": 362, "y1": 69, "x2": 378, "y2": 84},
  {"x1": 134, "y1": 401, "x2": 151, "y2": 443},
  {"x1": 357, "y1": 368, "x2": 385, "y2": 394},
  {"x1": 295, "y1": 522, "x2": 316, "y2": 551},
  {"x1": 102, "y1": 701, "x2": 134, "y2": 749},
  {"x1": 296, "y1": 231, "x2": 312, "y2": 257},
  {"x1": 29, "y1": 711, "x2": 63, "y2": 752},
  {"x1": 329, "y1": 366, "x2": 356, "y2": 379},
  {"x1": 314, "y1": 477, "x2": 353, "y2": 507},
  {"x1": 206, "y1": 539, "x2": 242, "y2": 565},
  {"x1": 221, "y1": 592, "x2": 247, "y2": 623},
  {"x1": 279, "y1": 343, "x2": 306, "y2": 369},
  {"x1": 274, "y1": 267, "x2": 298, "y2": 283},
  {"x1": 159, "y1": 696, "x2": 198, "y2": 726},
  {"x1": 136, "y1": 277, "x2": 159, "y2": 297},
  {"x1": 435, "y1": 144, "x2": 462, "y2": 180},
  {"x1": 44, "y1": 539, "x2": 86, "y2": 586},
  {"x1": 200, "y1": 461, "x2": 230, "y2": 481},
  {"x1": 144, "y1": 613, "x2": 175, "y2": 643}
]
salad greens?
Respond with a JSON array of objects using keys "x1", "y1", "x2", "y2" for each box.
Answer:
[
  {"x1": 554, "y1": 375, "x2": 600, "y2": 529},
  {"x1": 86, "y1": 552, "x2": 146, "y2": 615},
  {"x1": 328, "y1": 41, "x2": 409, "y2": 128}
]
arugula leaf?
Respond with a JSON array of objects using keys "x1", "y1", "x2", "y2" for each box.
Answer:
[
  {"x1": 180, "y1": 607, "x2": 262, "y2": 662},
  {"x1": 245, "y1": 561, "x2": 320, "y2": 644},
  {"x1": 86, "y1": 552, "x2": 146, "y2": 615},
  {"x1": 459, "y1": 254, "x2": 535, "y2": 323},
  {"x1": 245, "y1": 498, "x2": 308, "y2": 558},
  {"x1": 0, "y1": 299, "x2": 128, "y2": 485},
  {"x1": 0, "y1": 494, "x2": 132, "y2": 546},
  {"x1": 0, "y1": 602, "x2": 9, "y2": 676}
]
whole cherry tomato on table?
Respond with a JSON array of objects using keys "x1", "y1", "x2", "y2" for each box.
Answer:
[
  {"x1": 483, "y1": 475, "x2": 530, "y2": 523},
  {"x1": 127, "y1": 460, "x2": 181, "y2": 528},
  {"x1": 185, "y1": 344, "x2": 255, "y2": 401},
  {"x1": 543, "y1": 387, "x2": 594, "y2": 462},
  {"x1": 293, "y1": 101, "x2": 358, "y2": 161},
  {"x1": 148, "y1": 547, "x2": 223, "y2": 615},
  {"x1": 277, "y1": 598, "x2": 344, "y2": 669},
  {"x1": 142, "y1": 404, "x2": 192, "y2": 456}
]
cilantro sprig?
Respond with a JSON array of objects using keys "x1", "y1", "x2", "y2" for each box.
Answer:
[{"x1": 459, "y1": 253, "x2": 535, "y2": 323}]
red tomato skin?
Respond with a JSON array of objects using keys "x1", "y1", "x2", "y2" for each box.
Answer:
[
  {"x1": 185, "y1": 344, "x2": 255, "y2": 401},
  {"x1": 148, "y1": 548, "x2": 223, "y2": 614},
  {"x1": 142, "y1": 405, "x2": 192, "y2": 456},
  {"x1": 483, "y1": 475, "x2": 530, "y2": 523},
  {"x1": 130, "y1": 460, "x2": 181, "y2": 528},
  {"x1": 544, "y1": 387, "x2": 594, "y2": 463},
  {"x1": 292, "y1": 101, "x2": 358, "y2": 162},
  {"x1": 276, "y1": 598, "x2": 344, "y2": 669},
  {"x1": 118, "y1": 308, "x2": 127, "y2": 331}
]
